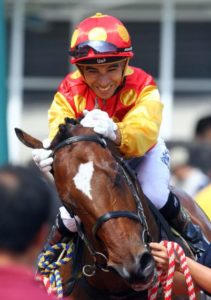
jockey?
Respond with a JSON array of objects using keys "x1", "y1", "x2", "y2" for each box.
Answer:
[{"x1": 32, "y1": 13, "x2": 208, "y2": 253}]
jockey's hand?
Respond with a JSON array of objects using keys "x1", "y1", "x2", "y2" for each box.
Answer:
[
  {"x1": 81, "y1": 109, "x2": 117, "y2": 141},
  {"x1": 59, "y1": 206, "x2": 81, "y2": 232},
  {"x1": 32, "y1": 138, "x2": 53, "y2": 173}
]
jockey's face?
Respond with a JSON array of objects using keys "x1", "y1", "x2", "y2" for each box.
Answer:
[{"x1": 78, "y1": 61, "x2": 125, "y2": 99}]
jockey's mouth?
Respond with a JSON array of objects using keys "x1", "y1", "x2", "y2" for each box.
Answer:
[
  {"x1": 94, "y1": 83, "x2": 117, "y2": 99},
  {"x1": 97, "y1": 84, "x2": 113, "y2": 92}
]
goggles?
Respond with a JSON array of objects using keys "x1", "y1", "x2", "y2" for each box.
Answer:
[{"x1": 69, "y1": 40, "x2": 132, "y2": 59}]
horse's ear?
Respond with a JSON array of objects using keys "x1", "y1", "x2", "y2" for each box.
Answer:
[{"x1": 15, "y1": 128, "x2": 43, "y2": 149}]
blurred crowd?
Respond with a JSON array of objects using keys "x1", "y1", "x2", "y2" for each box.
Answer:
[{"x1": 169, "y1": 115, "x2": 211, "y2": 220}]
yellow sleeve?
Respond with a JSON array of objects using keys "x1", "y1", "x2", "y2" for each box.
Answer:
[
  {"x1": 117, "y1": 85, "x2": 163, "y2": 157},
  {"x1": 48, "y1": 92, "x2": 76, "y2": 140}
]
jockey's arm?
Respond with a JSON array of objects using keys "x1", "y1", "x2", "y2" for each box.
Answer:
[
  {"x1": 48, "y1": 91, "x2": 76, "y2": 141},
  {"x1": 114, "y1": 128, "x2": 121, "y2": 146},
  {"x1": 32, "y1": 92, "x2": 75, "y2": 173},
  {"x1": 116, "y1": 85, "x2": 163, "y2": 157}
]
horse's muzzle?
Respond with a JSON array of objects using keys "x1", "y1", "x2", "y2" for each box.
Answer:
[{"x1": 109, "y1": 251, "x2": 157, "y2": 291}]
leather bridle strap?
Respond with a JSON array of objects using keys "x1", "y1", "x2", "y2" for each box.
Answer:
[
  {"x1": 52, "y1": 134, "x2": 107, "y2": 157},
  {"x1": 92, "y1": 211, "x2": 142, "y2": 238}
]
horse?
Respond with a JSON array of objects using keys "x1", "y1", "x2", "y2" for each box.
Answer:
[{"x1": 15, "y1": 118, "x2": 211, "y2": 300}]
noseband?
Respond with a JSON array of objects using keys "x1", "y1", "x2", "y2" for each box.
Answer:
[{"x1": 53, "y1": 134, "x2": 152, "y2": 276}]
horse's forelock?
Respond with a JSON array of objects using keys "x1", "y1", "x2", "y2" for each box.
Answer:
[
  {"x1": 65, "y1": 117, "x2": 79, "y2": 125},
  {"x1": 50, "y1": 118, "x2": 79, "y2": 149}
]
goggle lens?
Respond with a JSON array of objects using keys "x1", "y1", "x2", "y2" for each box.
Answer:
[{"x1": 69, "y1": 41, "x2": 132, "y2": 58}]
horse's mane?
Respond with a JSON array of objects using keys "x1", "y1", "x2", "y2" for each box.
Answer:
[
  {"x1": 50, "y1": 117, "x2": 81, "y2": 149},
  {"x1": 51, "y1": 117, "x2": 121, "y2": 156}
]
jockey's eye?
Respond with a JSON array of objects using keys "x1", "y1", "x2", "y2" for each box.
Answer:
[
  {"x1": 107, "y1": 63, "x2": 120, "y2": 72},
  {"x1": 108, "y1": 67, "x2": 118, "y2": 72},
  {"x1": 85, "y1": 67, "x2": 98, "y2": 73}
]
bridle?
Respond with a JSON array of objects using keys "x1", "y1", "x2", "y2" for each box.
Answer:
[{"x1": 52, "y1": 134, "x2": 152, "y2": 276}]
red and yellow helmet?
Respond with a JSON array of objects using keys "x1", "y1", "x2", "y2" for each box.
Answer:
[{"x1": 69, "y1": 13, "x2": 133, "y2": 64}]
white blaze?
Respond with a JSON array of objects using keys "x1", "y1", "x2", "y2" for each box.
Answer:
[{"x1": 73, "y1": 161, "x2": 94, "y2": 200}]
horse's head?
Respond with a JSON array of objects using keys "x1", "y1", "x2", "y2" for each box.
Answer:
[{"x1": 15, "y1": 118, "x2": 158, "y2": 292}]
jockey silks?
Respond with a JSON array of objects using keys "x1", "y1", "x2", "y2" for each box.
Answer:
[{"x1": 48, "y1": 65, "x2": 163, "y2": 158}]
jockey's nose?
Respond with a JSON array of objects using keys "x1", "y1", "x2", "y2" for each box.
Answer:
[{"x1": 97, "y1": 74, "x2": 110, "y2": 87}]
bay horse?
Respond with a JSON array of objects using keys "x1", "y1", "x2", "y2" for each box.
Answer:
[{"x1": 15, "y1": 118, "x2": 211, "y2": 300}]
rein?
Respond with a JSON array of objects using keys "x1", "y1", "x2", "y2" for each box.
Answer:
[
  {"x1": 148, "y1": 241, "x2": 196, "y2": 300},
  {"x1": 36, "y1": 242, "x2": 74, "y2": 298},
  {"x1": 53, "y1": 134, "x2": 152, "y2": 275}
]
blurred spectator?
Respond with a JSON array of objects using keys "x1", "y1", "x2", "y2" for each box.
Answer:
[
  {"x1": 195, "y1": 184, "x2": 211, "y2": 221},
  {"x1": 192, "y1": 115, "x2": 211, "y2": 219},
  {"x1": 170, "y1": 146, "x2": 209, "y2": 198},
  {"x1": 0, "y1": 164, "x2": 56, "y2": 300},
  {"x1": 194, "y1": 115, "x2": 211, "y2": 143},
  {"x1": 193, "y1": 114, "x2": 211, "y2": 179}
]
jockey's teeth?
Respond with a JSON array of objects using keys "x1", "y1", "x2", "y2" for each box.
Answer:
[{"x1": 98, "y1": 85, "x2": 111, "y2": 91}]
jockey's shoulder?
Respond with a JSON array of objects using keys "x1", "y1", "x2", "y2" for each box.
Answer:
[
  {"x1": 58, "y1": 70, "x2": 85, "y2": 91},
  {"x1": 125, "y1": 65, "x2": 157, "y2": 87}
]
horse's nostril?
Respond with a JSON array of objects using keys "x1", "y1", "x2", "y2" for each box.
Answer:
[
  {"x1": 128, "y1": 251, "x2": 155, "y2": 283},
  {"x1": 139, "y1": 251, "x2": 154, "y2": 272},
  {"x1": 108, "y1": 251, "x2": 156, "y2": 285}
]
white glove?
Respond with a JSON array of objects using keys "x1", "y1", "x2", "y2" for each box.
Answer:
[
  {"x1": 32, "y1": 138, "x2": 53, "y2": 173},
  {"x1": 81, "y1": 109, "x2": 117, "y2": 141},
  {"x1": 59, "y1": 206, "x2": 81, "y2": 232},
  {"x1": 82, "y1": 109, "x2": 110, "y2": 123}
]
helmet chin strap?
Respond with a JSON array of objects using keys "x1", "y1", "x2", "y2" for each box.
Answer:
[
  {"x1": 112, "y1": 58, "x2": 129, "y2": 95},
  {"x1": 76, "y1": 64, "x2": 84, "y2": 77},
  {"x1": 122, "y1": 58, "x2": 130, "y2": 78}
]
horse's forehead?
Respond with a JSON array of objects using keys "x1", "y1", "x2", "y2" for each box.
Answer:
[
  {"x1": 52, "y1": 125, "x2": 93, "y2": 148},
  {"x1": 73, "y1": 161, "x2": 94, "y2": 200}
]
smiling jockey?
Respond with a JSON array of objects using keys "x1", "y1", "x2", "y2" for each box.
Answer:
[{"x1": 32, "y1": 13, "x2": 208, "y2": 253}]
